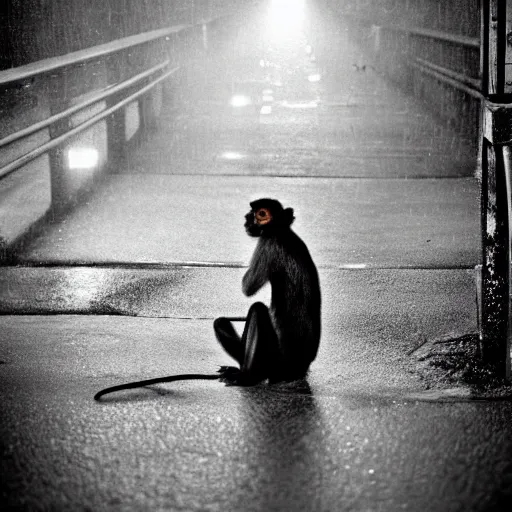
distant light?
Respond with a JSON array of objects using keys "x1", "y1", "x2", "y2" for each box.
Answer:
[
  {"x1": 274, "y1": 80, "x2": 283, "y2": 87},
  {"x1": 67, "y1": 148, "x2": 99, "y2": 169},
  {"x1": 230, "y1": 95, "x2": 252, "y2": 107},
  {"x1": 268, "y1": 0, "x2": 305, "y2": 41},
  {"x1": 260, "y1": 105, "x2": 272, "y2": 115},
  {"x1": 262, "y1": 88, "x2": 274, "y2": 95},
  {"x1": 269, "y1": 0, "x2": 305, "y2": 26},
  {"x1": 262, "y1": 94, "x2": 274, "y2": 102},
  {"x1": 220, "y1": 151, "x2": 245, "y2": 160},
  {"x1": 308, "y1": 73, "x2": 322, "y2": 83},
  {"x1": 305, "y1": 44, "x2": 313, "y2": 55},
  {"x1": 259, "y1": 59, "x2": 266, "y2": 67}
]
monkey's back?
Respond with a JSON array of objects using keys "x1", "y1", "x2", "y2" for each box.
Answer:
[{"x1": 266, "y1": 230, "x2": 321, "y2": 370}]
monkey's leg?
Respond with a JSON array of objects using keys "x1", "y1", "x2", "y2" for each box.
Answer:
[
  {"x1": 213, "y1": 317, "x2": 245, "y2": 364},
  {"x1": 224, "y1": 302, "x2": 279, "y2": 385},
  {"x1": 242, "y1": 302, "x2": 278, "y2": 373}
]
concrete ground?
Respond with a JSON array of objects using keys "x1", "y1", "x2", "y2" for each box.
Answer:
[
  {"x1": 2, "y1": 10, "x2": 511, "y2": 512},
  {"x1": 1, "y1": 279, "x2": 511, "y2": 512}
]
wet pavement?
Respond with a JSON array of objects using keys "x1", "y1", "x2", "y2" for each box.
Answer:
[
  {"x1": 2, "y1": 7, "x2": 508, "y2": 512},
  {"x1": 14, "y1": 174, "x2": 479, "y2": 268},
  {"x1": 1, "y1": 286, "x2": 511, "y2": 511}
]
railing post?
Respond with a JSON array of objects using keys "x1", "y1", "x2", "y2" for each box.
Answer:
[
  {"x1": 480, "y1": 0, "x2": 512, "y2": 380},
  {"x1": 48, "y1": 74, "x2": 71, "y2": 216},
  {"x1": 106, "y1": 54, "x2": 127, "y2": 163}
]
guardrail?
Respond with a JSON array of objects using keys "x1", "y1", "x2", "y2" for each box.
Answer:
[
  {"x1": 385, "y1": 24, "x2": 481, "y2": 93},
  {"x1": 0, "y1": 61, "x2": 179, "y2": 180},
  {"x1": 0, "y1": 26, "x2": 186, "y2": 87},
  {"x1": 0, "y1": 19, "x2": 222, "y2": 255},
  {"x1": 409, "y1": 57, "x2": 481, "y2": 99},
  {"x1": 382, "y1": 24, "x2": 479, "y2": 50},
  {"x1": 366, "y1": 22, "x2": 482, "y2": 140},
  {"x1": 0, "y1": 25, "x2": 188, "y2": 179}
]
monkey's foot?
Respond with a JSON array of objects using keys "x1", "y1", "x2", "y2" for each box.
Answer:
[
  {"x1": 217, "y1": 366, "x2": 241, "y2": 383},
  {"x1": 217, "y1": 366, "x2": 264, "y2": 386}
]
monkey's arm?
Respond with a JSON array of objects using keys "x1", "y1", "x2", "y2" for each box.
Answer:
[{"x1": 242, "y1": 243, "x2": 270, "y2": 296}]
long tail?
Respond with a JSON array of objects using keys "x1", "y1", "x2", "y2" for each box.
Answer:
[{"x1": 94, "y1": 373, "x2": 220, "y2": 401}]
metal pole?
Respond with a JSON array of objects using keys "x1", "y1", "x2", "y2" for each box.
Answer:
[{"x1": 480, "y1": 0, "x2": 512, "y2": 380}]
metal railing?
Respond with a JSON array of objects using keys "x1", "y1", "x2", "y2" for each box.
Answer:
[
  {"x1": 0, "y1": 62, "x2": 179, "y2": 180},
  {"x1": 0, "y1": 26, "x2": 186, "y2": 86},
  {"x1": 0, "y1": 14, "x2": 233, "y2": 257},
  {"x1": 0, "y1": 25, "x2": 186, "y2": 181},
  {"x1": 409, "y1": 57, "x2": 481, "y2": 99},
  {"x1": 390, "y1": 24, "x2": 480, "y2": 95},
  {"x1": 382, "y1": 24, "x2": 479, "y2": 50},
  {"x1": 367, "y1": 21, "x2": 482, "y2": 141}
]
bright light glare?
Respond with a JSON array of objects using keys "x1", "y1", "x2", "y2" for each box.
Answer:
[
  {"x1": 68, "y1": 148, "x2": 99, "y2": 170},
  {"x1": 260, "y1": 105, "x2": 272, "y2": 115},
  {"x1": 221, "y1": 151, "x2": 245, "y2": 160},
  {"x1": 268, "y1": 0, "x2": 305, "y2": 39},
  {"x1": 230, "y1": 95, "x2": 252, "y2": 107},
  {"x1": 308, "y1": 73, "x2": 321, "y2": 83}
]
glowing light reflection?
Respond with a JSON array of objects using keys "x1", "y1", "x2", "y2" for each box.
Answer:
[
  {"x1": 342, "y1": 263, "x2": 368, "y2": 269},
  {"x1": 308, "y1": 73, "x2": 321, "y2": 83},
  {"x1": 260, "y1": 105, "x2": 272, "y2": 115},
  {"x1": 230, "y1": 95, "x2": 252, "y2": 107},
  {"x1": 67, "y1": 147, "x2": 99, "y2": 170},
  {"x1": 220, "y1": 151, "x2": 245, "y2": 160}
]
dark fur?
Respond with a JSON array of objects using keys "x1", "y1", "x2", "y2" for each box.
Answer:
[{"x1": 215, "y1": 198, "x2": 321, "y2": 384}]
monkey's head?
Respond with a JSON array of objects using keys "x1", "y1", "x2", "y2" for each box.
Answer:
[{"x1": 244, "y1": 198, "x2": 295, "y2": 237}]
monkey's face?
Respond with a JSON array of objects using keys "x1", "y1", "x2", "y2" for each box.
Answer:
[{"x1": 245, "y1": 207, "x2": 272, "y2": 237}]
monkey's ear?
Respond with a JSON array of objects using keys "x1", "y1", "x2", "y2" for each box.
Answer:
[{"x1": 283, "y1": 208, "x2": 295, "y2": 226}]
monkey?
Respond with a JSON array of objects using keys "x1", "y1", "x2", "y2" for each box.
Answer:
[
  {"x1": 94, "y1": 198, "x2": 320, "y2": 400},
  {"x1": 214, "y1": 198, "x2": 321, "y2": 385}
]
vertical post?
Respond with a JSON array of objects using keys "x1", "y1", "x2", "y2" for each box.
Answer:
[
  {"x1": 48, "y1": 72, "x2": 70, "y2": 216},
  {"x1": 106, "y1": 54, "x2": 127, "y2": 165},
  {"x1": 480, "y1": 0, "x2": 512, "y2": 379}
]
